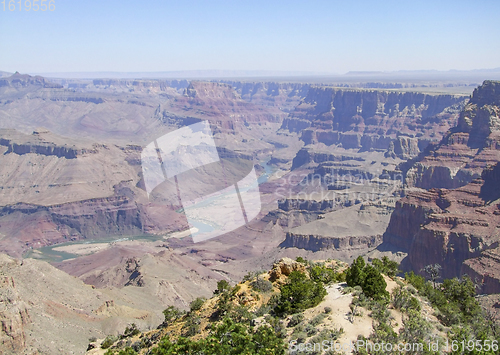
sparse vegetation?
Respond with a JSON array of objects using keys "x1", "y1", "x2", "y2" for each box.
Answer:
[{"x1": 97, "y1": 257, "x2": 499, "y2": 355}]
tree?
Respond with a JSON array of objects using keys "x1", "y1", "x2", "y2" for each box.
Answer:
[
  {"x1": 189, "y1": 297, "x2": 206, "y2": 312},
  {"x1": 361, "y1": 265, "x2": 389, "y2": 300},
  {"x1": 215, "y1": 279, "x2": 231, "y2": 294},
  {"x1": 151, "y1": 318, "x2": 286, "y2": 355},
  {"x1": 372, "y1": 257, "x2": 400, "y2": 278},
  {"x1": 346, "y1": 256, "x2": 366, "y2": 288},
  {"x1": 423, "y1": 264, "x2": 442, "y2": 288},
  {"x1": 274, "y1": 270, "x2": 327, "y2": 315},
  {"x1": 309, "y1": 264, "x2": 338, "y2": 285},
  {"x1": 161, "y1": 305, "x2": 185, "y2": 327}
]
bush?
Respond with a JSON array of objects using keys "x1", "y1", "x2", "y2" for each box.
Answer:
[
  {"x1": 309, "y1": 313, "x2": 326, "y2": 326},
  {"x1": 295, "y1": 331, "x2": 308, "y2": 343},
  {"x1": 392, "y1": 286, "x2": 421, "y2": 312},
  {"x1": 309, "y1": 264, "x2": 338, "y2": 285},
  {"x1": 324, "y1": 306, "x2": 332, "y2": 314},
  {"x1": 361, "y1": 265, "x2": 389, "y2": 300},
  {"x1": 122, "y1": 323, "x2": 141, "y2": 338},
  {"x1": 251, "y1": 277, "x2": 273, "y2": 293},
  {"x1": 214, "y1": 280, "x2": 230, "y2": 294},
  {"x1": 117, "y1": 348, "x2": 137, "y2": 355},
  {"x1": 296, "y1": 257, "x2": 307, "y2": 264},
  {"x1": 274, "y1": 271, "x2": 327, "y2": 315},
  {"x1": 304, "y1": 324, "x2": 317, "y2": 336},
  {"x1": 101, "y1": 335, "x2": 118, "y2": 349},
  {"x1": 189, "y1": 297, "x2": 206, "y2": 312},
  {"x1": 183, "y1": 314, "x2": 201, "y2": 337},
  {"x1": 405, "y1": 271, "x2": 425, "y2": 290},
  {"x1": 161, "y1": 306, "x2": 185, "y2": 327},
  {"x1": 346, "y1": 257, "x2": 388, "y2": 300},
  {"x1": 346, "y1": 256, "x2": 366, "y2": 288},
  {"x1": 371, "y1": 257, "x2": 400, "y2": 278},
  {"x1": 287, "y1": 313, "x2": 304, "y2": 327}
]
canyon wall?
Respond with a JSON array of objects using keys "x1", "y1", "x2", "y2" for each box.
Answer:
[
  {"x1": 282, "y1": 87, "x2": 466, "y2": 160},
  {"x1": 384, "y1": 162, "x2": 500, "y2": 293},
  {"x1": 406, "y1": 80, "x2": 500, "y2": 189}
]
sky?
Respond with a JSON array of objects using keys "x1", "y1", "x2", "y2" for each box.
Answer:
[{"x1": 0, "y1": 0, "x2": 499, "y2": 75}]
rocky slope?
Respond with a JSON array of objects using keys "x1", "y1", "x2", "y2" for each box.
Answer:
[
  {"x1": 383, "y1": 162, "x2": 500, "y2": 293},
  {"x1": 406, "y1": 80, "x2": 500, "y2": 189},
  {"x1": 0, "y1": 253, "x2": 165, "y2": 355}
]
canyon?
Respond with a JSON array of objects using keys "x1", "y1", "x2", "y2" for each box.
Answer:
[
  {"x1": 2, "y1": 72, "x2": 500, "y2": 354},
  {"x1": 383, "y1": 81, "x2": 500, "y2": 292}
]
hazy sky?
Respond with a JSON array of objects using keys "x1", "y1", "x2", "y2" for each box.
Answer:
[{"x1": 1, "y1": 0, "x2": 499, "y2": 74}]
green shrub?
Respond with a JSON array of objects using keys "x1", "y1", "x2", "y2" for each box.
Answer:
[
  {"x1": 214, "y1": 279, "x2": 230, "y2": 294},
  {"x1": 304, "y1": 324, "x2": 317, "y2": 336},
  {"x1": 324, "y1": 306, "x2": 332, "y2": 314},
  {"x1": 309, "y1": 264, "x2": 339, "y2": 285},
  {"x1": 161, "y1": 305, "x2": 185, "y2": 327},
  {"x1": 371, "y1": 257, "x2": 400, "y2": 278},
  {"x1": 183, "y1": 314, "x2": 201, "y2": 337},
  {"x1": 296, "y1": 256, "x2": 307, "y2": 264},
  {"x1": 189, "y1": 297, "x2": 206, "y2": 312},
  {"x1": 122, "y1": 323, "x2": 140, "y2": 338},
  {"x1": 101, "y1": 335, "x2": 118, "y2": 349},
  {"x1": 405, "y1": 271, "x2": 425, "y2": 290},
  {"x1": 295, "y1": 331, "x2": 308, "y2": 343},
  {"x1": 117, "y1": 348, "x2": 137, "y2": 355},
  {"x1": 346, "y1": 256, "x2": 366, "y2": 288},
  {"x1": 274, "y1": 271, "x2": 327, "y2": 315}
]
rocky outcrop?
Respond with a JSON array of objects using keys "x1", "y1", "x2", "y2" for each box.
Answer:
[
  {"x1": 0, "y1": 271, "x2": 30, "y2": 354},
  {"x1": 0, "y1": 129, "x2": 99, "y2": 159},
  {"x1": 385, "y1": 136, "x2": 428, "y2": 159},
  {"x1": 291, "y1": 148, "x2": 364, "y2": 170},
  {"x1": 406, "y1": 80, "x2": 500, "y2": 189},
  {"x1": 124, "y1": 257, "x2": 145, "y2": 287},
  {"x1": 278, "y1": 198, "x2": 347, "y2": 212},
  {"x1": 383, "y1": 163, "x2": 500, "y2": 292},
  {"x1": 281, "y1": 233, "x2": 382, "y2": 252},
  {"x1": 281, "y1": 201, "x2": 395, "y2": 252},
  {"x1": 261, "y1": 210, "x2": 324, "y2": 229},
  {"x1": 0, "y1": 72, "x2": 62, "y2": 89},
  {"x1": 281, "y1": 87, "x2": 465, "y2": 153},
  {"x1": 268, "y1": 257, "x2": 307, "y2": 282}
]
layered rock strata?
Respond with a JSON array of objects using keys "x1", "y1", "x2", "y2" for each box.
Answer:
[{"x1": 406, "y1": 81, "x2": 500, "y2": 189}]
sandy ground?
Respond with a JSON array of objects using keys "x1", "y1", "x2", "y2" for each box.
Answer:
[
  {"x1": 52, "y1": 243, "x2": 111, "y2": 255},
  {"x1": 296, "y1": 277, "x2": 404, "y2": 354},
  {"x1": 316, "y1": 284, "x2": 373, "y2": 345},
  {"x1": 164, "y1": 227, "x2": 199, "y2": 239}
]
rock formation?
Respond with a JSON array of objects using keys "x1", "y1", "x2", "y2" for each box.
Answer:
[
  {"x1": 281, "y1": 87, "x2": 465, "y2": 158},
  {"x1": 384, "y1": 162, "x2": 500, "y2": 293},
  {"x1": 406, "y1": 80, "x2": 500, "y2": 189}
]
